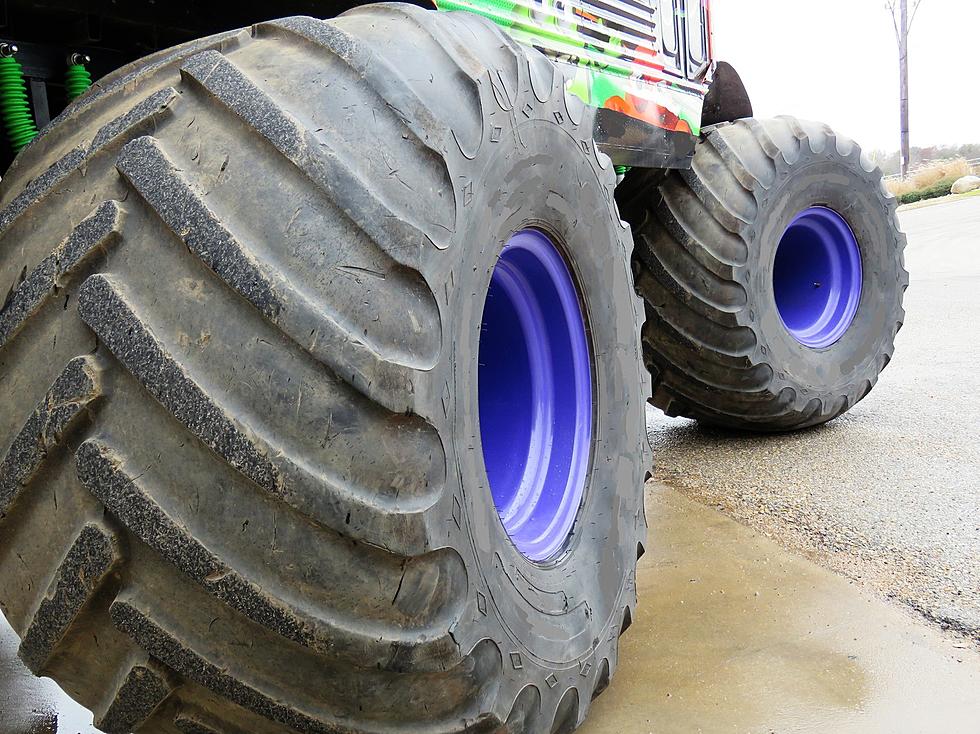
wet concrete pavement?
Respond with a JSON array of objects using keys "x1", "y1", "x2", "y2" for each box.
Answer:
[
  {"x1": 4, "y1": 482, "x2": 979, "y2": 733},
  {"x1": 649, "y1": 196, "x2": 980, "y2": 645},
  {"x1": 582, "y1": 483, "x2": 980, "y2": 734},
  {"x1": 0, "y1": 613, "x2": 97, "y2": 733}
]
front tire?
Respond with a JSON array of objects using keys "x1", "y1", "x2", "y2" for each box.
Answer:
[
  {"x1": 0, "y1": 6, "x2": 648, "y2": 733},
  {"x1": 621, "y1": 116, "x2": 908, "y2": 431}
]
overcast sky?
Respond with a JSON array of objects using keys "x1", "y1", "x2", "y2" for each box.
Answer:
[{"x1": 710, "y1": 0, "x2": 979, "y2": 152}]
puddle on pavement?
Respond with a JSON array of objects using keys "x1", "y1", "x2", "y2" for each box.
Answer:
[
  {"x1": 2, "y1": 482, "x2": 978, "y2": 733},
  {"x1": 581, "y1": 482, "x2": 980, "y2": 734}
]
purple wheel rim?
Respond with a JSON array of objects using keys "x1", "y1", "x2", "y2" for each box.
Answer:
[
  {"x1": 478, "y1": 229, "x2": 592, "y2": 562},
  {"x1": 773, "y1": 206, "x2": 863, "y2": 348}
]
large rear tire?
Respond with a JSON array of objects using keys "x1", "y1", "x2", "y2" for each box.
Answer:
[
  {"x1": 0, "y1": 7, "x2": 648, "y2": 733},
  {"x1": 620, "y1": 117, "x2": 908, "y2": 431}
]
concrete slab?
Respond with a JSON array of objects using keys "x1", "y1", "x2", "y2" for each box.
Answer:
[
  {"x1": 0, "y1": 613, "x2": 98, "y2": 733},
  {"x1": 3, "y1": 482, "x2": 977, "y2": 733},
  {"x1": 581, "y1": 483, "x2": 980, "y2": 734}
]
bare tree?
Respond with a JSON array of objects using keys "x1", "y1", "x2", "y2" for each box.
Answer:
[{"x1": 886, "y1": 0, "x2": 923, "y2": 177}]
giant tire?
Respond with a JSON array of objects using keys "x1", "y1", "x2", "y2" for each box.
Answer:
[
  {"x1": 0, "y1": 7, "x2": 649, "y2": 734},
  {"x1": 620, "y1": 117, "x2": 908, "y2": 431}
]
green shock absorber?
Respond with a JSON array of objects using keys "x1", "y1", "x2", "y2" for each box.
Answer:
[
  {"x1": 65, "y1": 53, "x2": 92, "y2": 102},
  {"x1": 0, "y1": 43, "x2": 39, "y2": 153}
]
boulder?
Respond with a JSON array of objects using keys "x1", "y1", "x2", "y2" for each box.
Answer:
[{"x1": 951, "y1": 175, "x2": 980, "y2": 195}]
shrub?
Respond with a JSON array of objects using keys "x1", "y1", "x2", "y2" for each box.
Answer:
[
  {"x1": 887, "y1": 158, "x2": 971, "y2": 203},
  {"x1": 897, "y1": 175, "x2": 959, "y2": 205}
]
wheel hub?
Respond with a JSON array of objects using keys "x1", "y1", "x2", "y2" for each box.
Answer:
[
  {"x1": 478, "y1": 229, "x2": 592, "y2": 562},
  {"x1": 773, "y1": 206, "x2": 863, "y2": 348}
]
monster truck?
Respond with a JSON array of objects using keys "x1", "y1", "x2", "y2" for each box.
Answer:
[{"x1": 0, "y1": 1, "x2": 905, "y2": 732}]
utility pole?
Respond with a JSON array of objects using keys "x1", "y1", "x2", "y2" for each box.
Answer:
[
  {"x1": 888, "y1": 0, "x2": 921, "y2": 177},
  {"x1": 898, "y1": 0, "x2": 909, "y2": 177}
]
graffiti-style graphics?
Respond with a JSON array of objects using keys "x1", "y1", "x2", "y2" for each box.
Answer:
[{"x1": 434, "y1": 0, "x2": 708, "y2": 134}]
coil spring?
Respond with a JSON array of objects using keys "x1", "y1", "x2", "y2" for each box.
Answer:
[
  {"x1": 0, "y1": 54, "x2": 38, "y2": 152},
  {"x1": 65, "y1": 62, "x2": 92, "y2": 102}
]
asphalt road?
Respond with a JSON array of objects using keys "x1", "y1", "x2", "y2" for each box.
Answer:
[{"x1": 649, "y1": 195, "x2": 980, "y2": 643}]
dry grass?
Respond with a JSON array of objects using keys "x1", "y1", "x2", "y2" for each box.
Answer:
[{"x1": 886, "y1": 158, "x2": 972, "y2": 196}]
